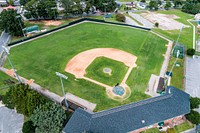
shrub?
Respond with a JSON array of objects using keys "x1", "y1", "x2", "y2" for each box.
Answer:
[
  {"x1": 116, "y1": 13, "x2": 126, "y2": 22},
  {"x1": 190, "y1": 97, "x2": 200, "y2": 109},
  {"x1": 30, "y1": 102, "x2": 68, "y2": 133},
  {"x1": 22, "y1": 120, "x2": 35, "y2": 133},
  {"x1": 186, "y1": 110, "x2": 200, "y2": 125},
  {"x1": 187, "y1": 48, "x2": 195, "y2": 56}
]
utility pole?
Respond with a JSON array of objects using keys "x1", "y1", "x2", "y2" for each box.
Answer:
[
  {"x1": 2, "y1": 46, "x2": 21, "y2": 83},
  {"x1": 56, "y1": 72, "x2": 68, "y2": 108}
]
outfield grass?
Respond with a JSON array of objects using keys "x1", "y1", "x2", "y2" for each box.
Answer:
[
  {"x1": 85, "y1": 57, "x2": 128, "y2": 86},
  {"x1": 5, "y1": 22, "x2": 167, "y2": 111}
]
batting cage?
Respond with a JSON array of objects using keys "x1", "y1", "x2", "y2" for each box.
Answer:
[{"x1": 172, "y1": 44, "x2": 185, "y2": 59}]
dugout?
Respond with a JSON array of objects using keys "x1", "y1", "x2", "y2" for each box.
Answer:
[
  {"x1": 156, "y1": 77, "x2": 165, "y2": 93},
  {"x1": 25, "y1": 25, "x2": 39, "y2": 34},
  {"x1": 172, "y1": 44, "x2": 185, "y2": 59}
]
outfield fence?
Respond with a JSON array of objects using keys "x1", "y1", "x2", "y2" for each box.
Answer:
[{"x1": 8, "y1": 18, "x2": 151, "y2": 47}]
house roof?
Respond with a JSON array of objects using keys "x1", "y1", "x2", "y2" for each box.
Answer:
[{"x1": 63, "y1": 86, "x2": 190, "y2": 133}]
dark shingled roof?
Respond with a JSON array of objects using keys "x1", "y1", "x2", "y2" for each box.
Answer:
[{"x1": 63, "y1": 86, "x2": 190, "y2": 133}]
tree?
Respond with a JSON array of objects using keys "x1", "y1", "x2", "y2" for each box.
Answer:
[
  {"x1": 85, "y1": 0, "x2": 94, "y2": 14},
  {"x1": 186, "y1": 48, "x2": 195, "y2": 56},
  {"x1": 7, "y1": 0, "x2": 14, "y2": 5},
  {"x1": 116, "y1": 13, "x2": 126, "y2": 22},
  {"x1": 182, "y1": 2, "x2": 200, "y2": 14},
  {"x1": 25, "y1": 0, "x2": 58, "y2": 20},
  {"x1": 173, "y1": 0, "x2": 183, "y2": 8},
  {"x1": 60, "y1": 0, "x2": 73, "y2": 16},
  {"x1": 190, "y1": 97, "x2": 200, "y2": 109},
  {"x1": 155, "y1": 22, "x2": 159, "y2": 27},
  {"x1": 2, "y1": 83, "x2": 47, "y2": 116},
  {"x1": 20, "y1": 0, "x2": 31, "y2": 5},
  {"x1": 186, "y1": 110, "x2": 200, "y2": 124},
  {"x1": 0, "y1": 9, "x2": 25, "y2": 36},
  {"x1": 149, "y1": 0, "x2": 158, "y2": 10},
  {"x1": 30, "y1": 102, "x2": 68, "y2": 133},
  {"x1": 165, "y1": 0, "x2": 172, "y2": 10},
  {"x1": 93, "y1": 0, "x2": 117, "y2": 12}
]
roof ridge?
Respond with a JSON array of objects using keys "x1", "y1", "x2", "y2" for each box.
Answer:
[{"x1": 92, "y1": 94, "x2": 172, "y2": 118}]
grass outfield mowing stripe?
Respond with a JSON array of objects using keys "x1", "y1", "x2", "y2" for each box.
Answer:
[{"x1": 5, "y1": 22, "x2": 167, "y2": 111}]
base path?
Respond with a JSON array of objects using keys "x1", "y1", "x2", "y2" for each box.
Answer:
[{"x1": 65, "y1": 48, "x2": 137, "y2": 78}]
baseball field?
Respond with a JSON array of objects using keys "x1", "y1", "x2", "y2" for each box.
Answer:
[{"x1": 5, "y1": 22, "x2": 167, "y2": 111}]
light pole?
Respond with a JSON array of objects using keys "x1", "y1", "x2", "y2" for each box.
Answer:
[
  {"x1": 171, "y1": 26, "x2": 184, "y2": 54},
  {"x1": 56, "y1": 72, "x2": 68, "y2": 108},
  {"x1": 16, "y1": 15, "x2": 25, "y2": 37},
  {"x1": 103, "y1": 3, "x2": 108, "y2": 20},
  {"x1": 2, "y1": 46, "x2": 21, "y2": 83},
  {"x1": 51, "y1": 7, "x2": 57, "y2": 20}
]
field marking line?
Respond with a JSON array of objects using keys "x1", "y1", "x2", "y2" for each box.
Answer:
[
  {"x1": 82, "y1": 77, "x2": 111, "y2": 89},
  {"x1": 187, "y1": 19, "x2": 195, "y2": 49}
]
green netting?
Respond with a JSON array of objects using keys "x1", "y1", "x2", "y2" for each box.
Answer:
[
  {"x1": 172, "y1": 44, "x2": 185, "y2": 59},
  {"x1": 26, "y1": 25, "x2": 39, "y2": 33}
]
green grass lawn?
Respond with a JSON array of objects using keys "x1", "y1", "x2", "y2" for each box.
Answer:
[
  {"x1": 0, "y1": 72, "x2": 15, "y2": 95},
  {"x1": 85, "y1": 57, "x2": 128, "y2": 86},
  {"x1": 167, "y1": 57, "x2": 184, "y2": 90},
  {"x1": 5, "y1": 22, "x2": 167, "y2": 111},
  {"x1": 152, "y1": 10, "x2": 194, "y2": 90},
  {"x1": 153, "y1": 9, "x2": 194, "y2": 48},
  {"x1": 142, "y1": 121, "x2": 193, "y2": 133},
  {"x1": 174, "y1": 121, "x2": 194, "y2": 132}
]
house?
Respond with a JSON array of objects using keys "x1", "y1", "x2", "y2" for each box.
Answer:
[
  {"x1": 63, "y1": 86, "x2": 190, "y2": 133},
  {"x1": 0, "y1": 0, "x2": 7, "y2": 5},
  {"x1": 195, "y1": 13, "x2": 200, "y2": 21}
]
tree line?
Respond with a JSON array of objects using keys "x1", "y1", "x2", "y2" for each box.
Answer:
[
  {"x1": 1, "y1": 80, "x2": 71, "y2": 133},
  {"x1": 22, "y1": 0, "x2": 116, "y2": 19}
]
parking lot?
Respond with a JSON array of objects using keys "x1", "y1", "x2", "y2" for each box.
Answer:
[{"x1": 185, "y1": 56, "x2": 200, "y2": 112}]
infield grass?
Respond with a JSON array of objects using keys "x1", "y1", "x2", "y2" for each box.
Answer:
[
  {"x1": 85, "y1": 57, "x2": 128, "y2": 86},
  {"x1": 5, "y1": 22, "x2": 167, "y2": 111}
]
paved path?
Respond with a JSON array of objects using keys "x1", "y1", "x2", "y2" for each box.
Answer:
[
  {"x1": 0, "y1": 67, "x2": 96, "y2": 111},
  {"x1": 125, "y1": 16, "x2": 139, "y2": 26},
  {"x1": 187, "y1": 19, "x2": 196, "y2": 49},
  {"x1": 159, "y1": 43, "x2": 173, "y2": 77},
  {"x1": 128, "y1": 12, "x2": 153, "y2": 28}
]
